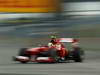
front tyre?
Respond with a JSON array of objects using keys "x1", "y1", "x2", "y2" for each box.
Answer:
[
  {"x1": 44, "y1": 48, "x2": 59, "y2": 63},
  {"x1": 18, "y1": 48, "x2": 30, "y2": 64},
  {"x1": 18, "y1": 48, "x2": 27, "y2": 56},
  {"x1": 20, "y1": 61, "x2": 28, "y2": 64}
]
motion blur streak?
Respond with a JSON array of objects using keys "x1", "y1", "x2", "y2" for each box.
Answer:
[{"x1": 0, "y1": 1, "x2": 100, "y2": 75}]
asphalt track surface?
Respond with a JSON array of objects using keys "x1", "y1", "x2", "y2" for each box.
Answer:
[{"x1": 0, "y1": 44, "x2": 100, "y2": 75}]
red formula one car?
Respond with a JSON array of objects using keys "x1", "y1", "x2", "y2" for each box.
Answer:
[{"x1": 13, "y1": 38, "x2": 84, "y2": 63}]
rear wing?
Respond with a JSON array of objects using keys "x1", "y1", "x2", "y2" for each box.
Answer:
[{"x1": 58, "y1": 38, "x2": 78, "y2": 43}]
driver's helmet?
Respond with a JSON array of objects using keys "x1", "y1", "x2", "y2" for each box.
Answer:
[
  {"x1": 50, "y1": 35, "x2": 57, "y2": 44},
  {"x1": 51, "y1": 35, "x2": 57, "y2": 39}
]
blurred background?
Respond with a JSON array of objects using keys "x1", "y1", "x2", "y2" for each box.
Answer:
[{"x1": 0, "y1": 0, "x2": 100, "y2": 51}]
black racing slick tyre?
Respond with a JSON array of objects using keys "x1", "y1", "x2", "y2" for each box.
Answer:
[
  {"x1": 39, "y1": 48, "x2": 58, "y2": 59},
  {"x1": 73, "y1": 50, "x2": 85, "y2": 62},
  {"x1": 20, "y1": 61, "x2": 28, "y2": 64},
  {"x1": 18, "y1": 48, "x2": 30, "y2": 64},
  {"x1": 18, "y1": 48, "x2": 28, "y2": 56},
  {"x1": 46, "y1": 48, "x2": 59, "y2": 62},
  {"x1": 38, "y1": 48, "x2": 59, "y2": 63},
  {"x1": 48, "y1": 48, "x2": 58, "y2": 58}
]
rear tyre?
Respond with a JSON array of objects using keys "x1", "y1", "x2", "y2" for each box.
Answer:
[{"x1": 73, "y1": 50, "x2": 84, "y2": 62}]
